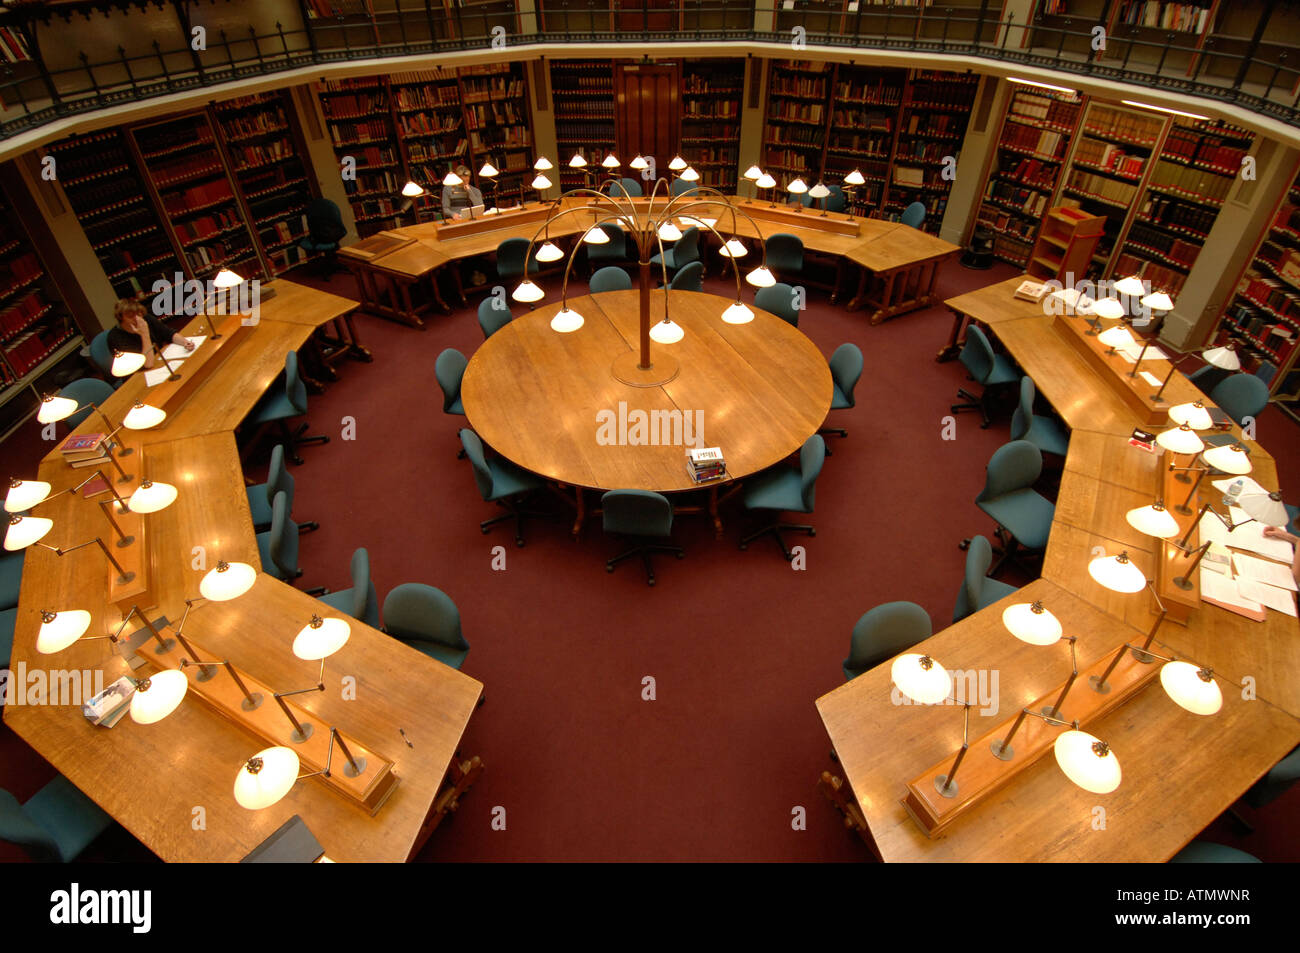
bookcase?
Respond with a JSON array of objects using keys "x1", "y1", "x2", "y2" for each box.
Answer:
[
  {"x1": 550, "y1": 60, "x2": 617, "y2": 192},
  {"x1": 681, "y1": 59, "x2": 744, "y2": 194},
  {"x1": 825, "y1": 66, "x2": 905, "y2": 216},
  {"x1": 1111, "y1": 118, "x2": 1253, "y2": 297},
  {"x1": 1207, "y1": 160, "x2": 1300, "y2": 416},
  {"x1": 973, "y1": 84, "x2": 1084, "y2": 267},
  {"x1": 45, "y1": 129, "x2": 184, "y2": 300},
  {"x1": 762, "y1": 60, "x2": 832, "y2": 189},
  {"x1": 884, "y1": 70, "x2": 979, "y2": 225},
  {"x1": 1029, "y1": 0, "x2": 1112, "y2": 57},
  {"x1": 1026, "y1": 206, "x2": 1107, "y2": 282},
  {"x1": 391, "y1": 67, "x2": 468, "y2": 222},
  {"x1": 317, "y1": 76, "x2": 404, "y2": 237},
  {"x1": 459, "y1": 62, "x2": 533, "y2": 207}
]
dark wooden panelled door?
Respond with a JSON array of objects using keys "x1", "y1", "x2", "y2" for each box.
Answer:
[
  {"x1": 615, "y1": 62, "x2": 681, "y2": 184},
  {"x1": 615, "y1": 0, "x2": 677, "y2": 33}
]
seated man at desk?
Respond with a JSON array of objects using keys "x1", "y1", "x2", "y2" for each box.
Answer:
[
  {"x1": 442, "y1": 165, "x2": 484, "y2": 221},
  {"x1": 107, "y1": 297, "x2": 194, "y2": 369}
]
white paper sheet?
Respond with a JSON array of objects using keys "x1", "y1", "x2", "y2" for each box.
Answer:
[
  {"x1": 143, "y1": 367, "x2": 171, "y2": 387},
  {"x1": 1212, "y1": 475, "x2": 1268, "y2": 497},
  {"x1": 1139, "y1": 371, "x2": 1163, "y2": 387},
  {"x1": 1227, "y1": 520, "x2": 1297, "y2": 562},
  {"x1": 1116, "y1": 342, "x2": 1168, "y2": 363},
  {"x1": 1237, "y1": 578, "x2": 1298, "y2": 617},
  {"x1": 1200, "y1": 569, "x2": 1263, "y2": 613},
  {"x1": 160, "y1": 335, "x2": 205, "y2": 361},
  {"x1": 1232, "y1": 552, "x2": 1298, "y2": 591}
]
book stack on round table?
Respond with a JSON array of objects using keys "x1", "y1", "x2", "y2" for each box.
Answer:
[{"x1": 687, "y1": 446, "x2": 727, "y2": 484}]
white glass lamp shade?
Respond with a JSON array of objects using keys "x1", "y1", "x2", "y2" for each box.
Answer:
[
  {"x1": 1114, "y1": 275, "x2": 1146, "y2": 297},
  {"x1": 200, "y1": 560, "x2": 257, "y2": 601},
  {"x1": 399, "y1": 181, "x2": 424, "y2": 199},
  {"x1": 1141, "y1": 291, "x2": 1174, "y2": 311},
  {"x1": 629, "y1": 155, "x2": 649, "y2": 171},
  {"x1": 582, "y1": 227, "x2": 611, "y2": 245},
  {"x1": 129, "y1": 669, "x2": 188, "y2": 725},
  {"x1": 292, "y1": 615, "x2": 351, "y2": 661},
  {"x1": 1156, "y1": 423, "x2": 1205, "y2": 455},
  {"x1": 5, "y1": 514, "x2": 52, "y2": 551},
  {"x1": 755, "y1": 173, "x2": 777, "y2": 189},
  {"x1": 1098, "y1": 325, "x2": 1135, "y2": 349},
  {"x1": 844, "y1": 169, "x2": 866, "y2": 186},
  {"x1": 1160, "y1": 661, "x2": 1222, "y2": 715},
  {"x1": 1054, "y1": 730, "x2": 1121, "y2": 794},
  {"x1": 123, "y1": 401, "x2": 167, "y2": 430},
  {"x1": 111, "y1": 350, "x2": 146, "y2": 376},
  {"x1": 808, "y1": 183, "x2": 831, "y2": 200},
  {"x1": 566, "y1": 153, "x2": 586, "y2": 169},
  {"x1": 530, "y1": 174, "x2": 552, "y2": 191},
  {"x1": 1202, "y1": 442, "x2": 1252, "y2": 475},
  {"x1": 1126, "y1": 502, "x2": 1181, "y2": 539},
  {"x1": 1091, "y1": 298, "x2": 1126, "y2": 320},
  {"x1": 6, "y1": 479, "x2": 50, "y2": 513},
  {"x1": 601, "y1": 154, "x2": 621, "y2": 169},
  {"x1": 128, "y1": 480, "x2": 177, "y2": 514},
  {"x1": 535, "y1": 241, "x2": 565, "y2": 263},
  {"x1": 746, "y1": 266, "x2": 776, "y2": 288},
  {"x1": 442, "y1": 171, "x2": 464, "y2": 187},
  {"x1": 649, "y1": 319, "x2": 684, "y2": 345},
  {"x1": 657, "y1": 222, "x2": 683, "y2": 242},
  {"x1": 534, "y1": 156, "x2": 554, "y2": 171},
  {"x1": 512, "y1": 280, "x2": 544, "y2": 303},
  {"x1": 478, "y1": 162, "x2": 499, "y2": 178},
  {"x1": 1169, "y1": 400, "x2": 1213, "y2": 430},
  {"x1": 37, "y1": 394, "x2": 78, "y2": 424},
  {"x1": 550, "y1": 308, "x2": 585, "y2": 333},
  {"x1": 721, "y1": 302, "x2": 755, "y2": 325},
  {"x1": 668, "y1": 156, "x2": 688, "y2": 172},
  {"x1": 891, "y1": 653, "x2": 951, "y2": 705},
  {"x1": 1202, "y1": 346, "x2": 1241, "y2": 370},
  {"x1": 787, "y1": 178, "x2": 808, "y2": 195},
  {"x1": 234, "y1": 746, "x2": 300, "y2": 810},
  {"x1": 212, "y1": 269, "x2": 243, "y2": 289},
  {"x1": 1240, "y1": 491, "x2": 1288, "y2": 527},
  {"x1": 720, "y1": 239, "x2": 748, "y2": 258},
  {"x1": 1088, "y1": 551, "x2": 1147, "y2": 593},
  {"x1": 680, "y1": 167, "x2": 700, "y2": 182},
  {"x1": 1001, "y1": 602, "x2": 1063, "y2": 646},
  {"x1": 37, "y1": 609, "x2": 92, "y2": 654},
  {"x1": 743, "y1": 165, "x2": 763, "y2": 181}
]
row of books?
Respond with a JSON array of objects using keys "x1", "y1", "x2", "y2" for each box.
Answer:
[
  {"x1": 148, "y1": 157, "x2": 224, "y2": 189},
  {"x1": 1074, "y1": 139, "x2": 1146, "y2": 179},
  {"x1": 1241, "y1": 271, "x2": 1300, "y2": 317},
  {"x1": 1115, "y1": 0, "x2": 1213, "y2": 34},
  {"x1": 684, "y1": 99, "x2": 739, "y2": 119},
  {"x1": 896, "y1": 140, "x2": 955, "y2": 162},
  {"x1": 828, "y1": 132, "x2": 892, "y2": 157},
  {"x1": 0, "y1": 26, "x2": 31, "y2": 63},
  {"x1": 462, "y1": 77, "x2": 525, "y2": 102},
  {"x1": 260, "y1": 215, "x2": 309, "y2": 247},
  {"x1": 906, "y1": 78, "x2": 979, "y2": 109},
  {"x1": 346, "y1": 145, "x2": 401, "y2": 168},
  {"x1": 342, "y1": 169, "x2": 401, "y2": 195},
  {"x1": 183, "y1": 242, "x2": 238, "y2": 271},
  {"x1": 1257, "y1": 241, "x2": 1300, "y2": 287},
  {"x1": 1123, "y1": 223, "x2": 1201, "y2": 269},
  {"x1": 321, "y1": 93, "x2": 388, "y2": 119},
  {"x1": 1008, "y1": 92, "x2": 1080, "y2": 128},
  {"x1": 229, "y1": 140, "x2": 295, "y2": 169},
  {"x1": 992, "y1": 232, "x2": 1035, "y2": 263},
  {"x1": 771, "y1": 77, "x2": 828, "y2": 98},
  {"x1": 6, "y1": 252, "x2": 41, "y2": 282},
  {"x1": 1162, "y1": 126, "x2": 1250, "y2": 175},
  {"x1": 161, "y1": 181, "x2": 236, "y2": 215},
  {"x1": 100, "y1": 236, "x2": 175, "y2": 272},
  {"x1": 5, "y1": 327, "x2": 69, "y2": 379},
  {"x1": 394, "y1": 86, "x2": 461, "y2": 111},
  {"x1": 1228, "y1": 299, "x2": 1298, "y2": 341},
  {"x1": 391, "y1": 69, "x2": 460, "y2": 85},
  {"x1": 999, "y1": 157, "x2": 1056, "y2": 191},
  {"x1": 901, "y1": 111, "x2": 964, "y2": 137},
  {"x1": 136, "y1": 125, "x2": 213, "y2": 159},
  {"x1": 1000, "y1": 122, "x2": 1067, "y2": 159},
  {"x1": 0, "y1": 292, "x2": 46, "y2": 337},
  {"x1": 1111, "y1": 254, "x2": 1189, "y2": 295},
  {"x1": 1085, "y1": 105, "x2": 1164, "y2": 146},
  {"x1": 464, "y1": 101, "x2": 528, "y2": 128},
  {"x1": 221, "y1": 107, "x2": 289, "y2": 140},
  {"x1": 977, "y1": 208, "x2": 1036, "y2": 241},
  {"x1": 767, "y1": 124, "x2": 823, "y2": 146},
  {"x1": 833, "y1": 78, "x2": 903, "y2": 106},
  {"x1": 770, "y1": 102, "x2": 825, "y2": 123},
  {"x1": 555, "y1": 122, "x2": 617, "y2": 143},
  {"x1": 328, "y1": 120, "x2": 391, "y2": 146},
  {"x1": 984, "y1": 179, "x2": 1050, "y2": 217},
  {"x1": 400, "y1": 112, "x2": 462, "y2": 136},
  {"x1": 173, "y1": 209, "x2": 244, "y2": 244},
  {"x1": 1064, "y1": 169, "x2": 1140, "y2": 206},
  {"x1": 1138, "y1": 194, "x2": 1220, "y2": 237},
  {"x1": 1146, "y1": 157, "x2": 1235, "y2": 204}
]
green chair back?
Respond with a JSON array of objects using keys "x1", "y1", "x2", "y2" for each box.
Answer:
[
  {"x1": 844, "y1": 601, "x2": 933, "y2": 680},
  {"x1": 590, "y1": 266, "x2": 632, "y2": 293},
  {"x1": 828, "y1": 343, "x2": 863, "y2": 409},
  {"x1": 602, "y1": 489, "x2": 673, "y2": 537},
  {"x1": 976, "y1": 440, "x2": 1043, "y2": 504},
  {"x1": 435, "y1": 348, "x2": 467, "y2": 415}
]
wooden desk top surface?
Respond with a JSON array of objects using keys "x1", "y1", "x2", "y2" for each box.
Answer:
[
  {"x1": 845, "y1": 223, "x2": 960, "y2": 271},
  {"x1": 6, "y1": 283, "x2": 483, "y2": 863},
  {"x1": 461, "y1": 289, "x2": 831, "y2": 493}
]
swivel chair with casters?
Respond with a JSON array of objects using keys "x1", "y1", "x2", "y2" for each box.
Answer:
[
  {"x1": 300, "y1": 198, "x2": 347, "y2": 275},
  {"x1": 317, "y1": 547, "x2": 381, "y2": 628},
  {"x1": 601, "y1": 489, "x2": 683, "y2": 586},
  {"x1": 495, "y1": 237, "x2": 540, "y2": 283},
  {"x1": 952, "y1": 534, "x2": 1019, "y2": 624},
  {"x1": 843, "y1": 601, "x2": 933, "y2": 681},
  {"x1": 668, "y1": 260, "x2": 704, "y2": 292},
  {"x1": 382, "y1": 583, "x2": 470, "y2": 670},
  {"x1": 739, "y1": 434, "x2": 826, "y2": 560},
  {"x1": 1208, "y1": 372, "x2": 1270, "y2": 427},
  {"x1": 900, "y1": 202, "x2": 926, "y2": 228},
  {"x1": 256, "y1": 490, "x2": 305, "y2": 582},
  {"x1": 244, "y1": 351, "x2": 330, "y2": 465},
  {"x1": 459, "y1": 428, "x2": 547, "y2": 547},
  {"x1": 0, "y1": 776, "x2": 114, "y2": 862},
  {"x1": 88, "y1": 331, "x2": 119, "y2": 384},
  {"x1": 605, "y1": 177, "x2": 643, "y2": 198},
  {"x1": 755, "y1": 282, "x2": 800, "y2": 327},
  {"x1": 586, "y1": 222, "x2": 628, "y2": 273},
  {"x1": 951, "y1": 325, "x2": 1018, "y2": 428},
  {"x1": 649, "y1": 226, "x2": 700, "y2": 277},
  {"x1": 819, "y1": 343, "x2": 863, "y2": 452},
  {"x1": 436, "y1": 347, "x2": 468, "y2": 457},
  {"x1": 246, "y1": 444, "x2": 319, "y2": 535},
  {"x1": 477, "y1": 298, "x2": 513, "y2": 340},
  {"x1": 1010, "y1": 376, "x2": 1070, "y2": 458},
  {"x1": 765, "y1": 233, "x2": 804, "y2": 283},
  {"x1": 960, "y1": 440, "x2": 1056, "y2": 578}
]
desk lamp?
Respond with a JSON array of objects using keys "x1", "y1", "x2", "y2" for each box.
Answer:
[
  {"x1": 843, "y1": 169, "x2": 865, "y2": 217},
  {"x1": 1114, "y1": 274, "x2": 1146, "y2": 300},
  {"x1": 110, "y1": 349, "x2": 146, "y2": 377},
  {"x1": 35, "y1": 395, "x2": 138, "y2": 460},
  {"x1": 1002, "y1": 600, "x2": 1063, "y2": 646},
  {"x1": 1156, "y1": 423, "x2": 1205, "y2": 482},
  {"x1": 478, "y1": 161, "x2": 499, "y2": 208},
  {"x1": 1167, "y1": 440, "x2": 1252, "y2": 515},
  {"x1": 272, "y1": 615, "x2": 351, "y2": 743},
  {"x1": 787, "y1": 177, "x2": 808, "y2": 211},
  {"x1": 668, "y1": 156, "x2": 687, "y2": 173},
  {"x1": 129, "y1": 669, "x2": 189, "y2": 725},
  {"x1": 756, "y1": 172, "x2": 777, "y2": 207},
  {"x1": 1152, "y1": 342, "x2": 1240, "y2": 403},
  {"x1": 1088, "y1": 296, "x2": 1125, "y2": 335},
  {"x1": 1087, "y1": 551, "x2": 1170, "y2": 664},
  {"x1": 1055, "y1": 725, "x2": 1121, "y2": 794},
  {"x1": 1168, "y1": 400, "x2": 1213, "y2": 431},
  {"x1": 1098, "y1": 323, "x2": 1135, "y2": 355},
  {"x1": 891, "y1": 653, "x2": 952, "y2": 704},
  {"x1": 808, "y1": 182, "x2": 831, "y2": 216},
  {"x1": 234, "y1": 727, "x2": 369, "y2": 810},
  {"x1": 1239, "y1": 489, "x2": 1288, "y2": 527},
  {"x1": 680, "y1": 167, "x2": 701, "y2": 188},
  {"x1": 6, "y1": 469, "x2": 152, "y2": 545},
  {"x1": 206, "y1": 268, "x2": 243, "y2": 339},
  {"x1": 743, "y1": 165, "x2": 763, "y2": 199}
]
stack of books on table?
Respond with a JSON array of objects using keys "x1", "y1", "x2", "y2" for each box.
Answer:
[
  {"x1": 687, "y1": 447, "x2": 727, "y2": 484},
  {"x1": 60, "y1": 432, "x2": 112, "y2": 469}
]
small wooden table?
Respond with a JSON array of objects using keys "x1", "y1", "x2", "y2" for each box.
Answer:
[
  {"x1": 460, "y1": 289, "x2": 832, "y2": 537},
  {"x1": 844, "y1": 223, "x2": 959, "y2": 323}
]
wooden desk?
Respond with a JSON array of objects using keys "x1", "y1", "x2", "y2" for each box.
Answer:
[
  {"x1": 5, "y1": 284, "x2": 485, "y2": 863},
  {"x1": 844, "y1": 224, "x2": 959, "y2": 324},
  {"x1": 939, "y1": 275, "x2": 1055, "y2": 362},
  {"x1": 461, "y1": 289, "x2": 832, "y2": 536}
]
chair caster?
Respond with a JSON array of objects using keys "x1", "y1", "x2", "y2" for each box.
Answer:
[
  {"x1": 515, "y1": 537, "x2": 525, "y2": 547},
  {"x1": 809, "y1": 528, "x2": 816, "y2": 537},
  {"x1": 606, "y1": 563, "x2": 615, "y2": 572},
  {"x1": 306, "y1": 586, "x2": 327, "y2": 596},
  {"x1": 738, "y1": 542, "x2": 748, "y2": 551},
  {"x1": 959, "y1": 538, "x2": 971, "y2": 550},
  {"x1": 480, "y1": 525, "x2": 490, "y2": 534},
  {"x1": 647, "y1": 577, "x2": 656, "y2": 586}
]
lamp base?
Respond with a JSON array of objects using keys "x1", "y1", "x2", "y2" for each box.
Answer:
[
  {"x1": 989, "y1": 740, "x2": 1014, "y2": 761},
  {"x1": 1130, "y1": 646, "x2": 1157, "y2": 663},
  {"x1": 1088, "y1": 674, "x2": 1112, "y2": 694},
  {"x1": 934, "y1": 775, "x2": 959, "y2": 798},
  {"x1": 241, "y1": 692, "x2": 264, "y2": 711},
  {"x1": 1040, "y1": 705, "x2": 1063, "y2": 721},
  {"x1": 291, "y1": 724, "x2": 314, "y2": 743},
  {"x1": 1173, "y1": 575, "x2": 1194, "y2": 591},
  {"x1": 611, "y1": 350, "x2": 679, "y2": 387},
  {"x1": 343, "y1": 756, "x2": 367, "y2": 778}
]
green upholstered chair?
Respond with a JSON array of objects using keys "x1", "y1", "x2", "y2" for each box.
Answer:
[
  {"x1": 765, "y1": 233, "x2": 804, "y2": 282},
  {"x1": 843, "y1": 601, "x2": 933, "y2": 681},
  {"x1": 56, "y1": 378, "x2": 115, "y2": 429},
  {"x1": 0, "y1": 550, "x2": 23, "y2": 610},
  {"x1": 739, "y1": 434, "x2": 826, "y2": 560},
  {"x1": 965, "y1": 440, "x2": 1056, "y2": 578},
  {"x1": 495, "y1": 236, "x2": 540, "y2": 281},
  {"x1": 951, "y1": 324, "x2": 1019, "y2": 428},
  {"x1": 246, "y1": 444, "x2": 318, "y2": 535},
  {"x1": 245, "y1": 351, "x2": 329, "y2": 465},
  {"x1": 88, "y1": 330, "x2": 116, "y2": 381},
  {"x1": 649, "y1": 226, "x2": 700, "y2": 276},
  {"x1": 605, "y1": 177, "x2": 643, "y2": 197},
  {"x1": 256, "y1": 490, "x2": 302, "y2": 581},
  {"x1": 668, "y1": 260, "x2": 704, "y2": 292},
  {"x1": 0, "y1": 605, "x2": 14, "y2": 667},
  {"x1": 318, "y1": 547, "x2": 381, "y2": 628},
  {"x1": 1243, "y1": 744, "x2": 1300, "y2": 809},
  {"x1": 755, "y1": 282, "x2": 800, "y2": 326},
  {"x1": 1187, "y1": 363, "x2": 1231, "y2": 395},
  {"x1": 590, "y1": 266, "x2": 632, "y2": 293},
  {"x1": 952, "y1": 534, "x2": 1019, "y2": 624},
  {"x1": 601, "y1": 489, "x2": 683, "y2": 586},
  {"x1": 586, "y1": 222, "x2": 628, "y2": 271},
  {"x1": 381, "y1": 583, "x2": 469, "y2": 670},
  {"x1": 458, "y1": 428, "x2": 546, "y2": 547},
  {"x1": 819, "y1": 343, "x2": 863, "y2": 446},
  {"x1": 436, "y1": 348, "x2": 469, "y2": 458},
  {"x1": 477, "y1": 298, "x2": 513, "y2": 340},
  {"x1": 1209, "y1": 373, "x2": 1270, "y2": 427},
  {"x1": 669, "y1": 177, "x2": 698, "y2": 197},
  {"x1": 0, "y1": 775, "x2": 113, "y2": 862},
  {"x1": 900, "y1": 201, "x2": 926, "y2": 228},
  {"x1": 1170, "y1": 842, "x2": 1261, "y2": 863},
  {"x1": 1010, "y1": 376, "x2": 1070, "y2": 458}
]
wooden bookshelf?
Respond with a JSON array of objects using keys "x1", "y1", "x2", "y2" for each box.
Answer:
[
  {"x1": 44, "y1": 129, "x2": 184, "y2": 299},
  {"x1": 681, "y1": 59, "x2": 743, "y2": 194},
  {"x1": 762, "y1": 60, "x2": 831, "y2": 190},
  {"x1": 390, "y1": 67, "x2": 469, "y2": 221},
  {"x1": 459, "y1": 62, "x2": 533, "y2": 208},
  {"x1": 973, "y1": 84, "x2": 1085, "y2": 268},
  {"x1": 316, "y1": 76, "x2": 404, "y2": 237},
  {"x1": 824, "y1": 65, "x2": 905, "y2": 217},
  {"x1": 1026, "y1": 205, "x2": 1107, "y2": 281},
  {"x1": 1111, "y1": 117, "x2": 1253, "y2": 297},
  {"x1": 549, "y1": 60, "x2": 617, "y2": 193}
]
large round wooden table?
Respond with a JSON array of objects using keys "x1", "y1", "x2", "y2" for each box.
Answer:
[{"x1": 461, "y1": 289, "x2": 833, "y2": 536}]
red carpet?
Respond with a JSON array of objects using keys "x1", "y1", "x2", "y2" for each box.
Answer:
[{"x1": 3, "y1": 256, "x2": 1298, "y2": 862}]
